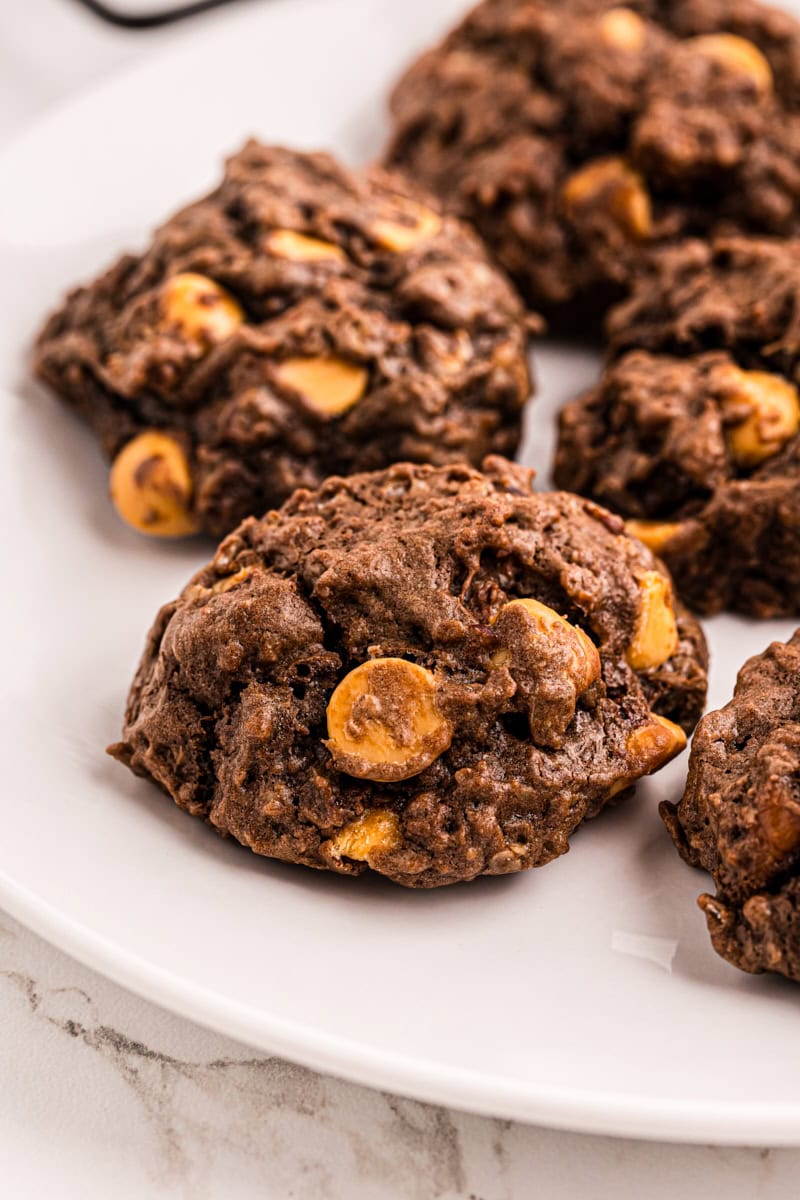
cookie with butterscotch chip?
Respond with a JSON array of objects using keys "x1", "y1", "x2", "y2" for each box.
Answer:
[
  {"x1": 662, "y1": 630, "x2": 800, "y2": 982},
  {"x1": 386, "y1": 0, "x2": 800, "y2": 319},
  {"x1": 109, "y1": 457, "x2": 708, "y2": 887},
  {"x1": 554, "y1": 237, "x2": 800, "y2": 617},
  {"x1": 35, "y1": 141, "x2": 531, "y2": 538}
]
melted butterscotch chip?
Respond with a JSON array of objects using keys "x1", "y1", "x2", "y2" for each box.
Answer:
[
  {"x1": 160, "y1": 273, "x2": 243, "y2": 349},
  {"x1": 688, "y1": 33, "x2": 773, "y2": 93},
  {"x1": 490, "y1": 597, "x2": 601, "y2": 748},
  {"x1": 626, "y1": 712, "x2": 687, "y2": 773},
  {"x1": 719, "y1": 367, "x2": 800, "y2": 467},
  {"x1": 626, "y1": 571, "x2": 679, "y2": 670},
  {"x1": 371, "y1": 204, "x2": 442, "y2": 252},
  {"x1": 598, "y1": 7, "x2": 646, "y2": 52},
  {"x1": 329, "y1": 809, "x2": 402, "y2": 861},
  {"x1": 493, "y1": 598, "x2": 600, "y2": 693},
  {"x1": 109, "y1": 431, "x2": 199, "y2": 538},
  {"x1": 625, "y1": 519, "x2": 684, "y2": 557},
  {"x1": 326, "y1": 657, "x2": 453, "y2": 781},
  {"x1": 562, "y1": 158, "x2": 652, "y2": 240},
  {"x1": 275, "y1": 356, "x2": 369, "y2": 417},
  {"x1": 265, "y1": 229, "x2": 346, "y2": 263}
]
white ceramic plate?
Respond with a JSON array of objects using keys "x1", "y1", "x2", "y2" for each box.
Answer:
[{"x1": 2, "y1": 0, "x2": 799, "y2": 1146}]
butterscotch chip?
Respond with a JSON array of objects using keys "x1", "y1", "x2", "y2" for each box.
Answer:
[
  {"x1": 275, "y1": 356, "x2": 369, "y2": 418},
  {"x1": 626, "y1": 571, "x2": 679, "y2": 670},
  {"x1": 490, "y1": 596, "x2": 602, "y2": 748},
  {"x1": 606, "y1": 711, "x2": 687, "y2": 797},
  {"x1": 493, "y1": 598, "x2": 600, "y2": 693},
  {"x1": 329, "y1": 810, "x2": 401, "y2": 862},
  {"x1": 625, "y1": 519, "x2": 683, "y2": 557},
  {"x1": 562, "y1": 158, "x2": 652, "y2": 240},
  {"x1": 719, "y1": 367, "x2": 800, "y2": 467},
  {"x1": 598, "y1": 8, "x2": 646, "y2": 52},
  {"x1": 109, "y1": 431, "x2": 199, "y2": 538},
  {"x1": 662, "y1": 630, "x2": 800, "y2": 982},
  {"x1": 688, "y1": 33, "x2": 773, "y2": 93},
  {"x1": 626, "y1": 712, "x2": 687, "y2": 773},
  {"x1": 108, "y1": 458, "x2": 708, "y2": 887},
  {"x1": 265, "y1": 229, "x2": 346, "y2": 263},
  {"x1": 36, "y1": 143, "x2": 530, "y2": 537},
  {"x1": 371, "y1": 204, "x2": 442, "y2": 252},
  {"x1": 160, "y1": 272, "x2": 243, "y2": 348},
  {"x1": 326, "y1": 657, "x2": 453, "y2": 781}
]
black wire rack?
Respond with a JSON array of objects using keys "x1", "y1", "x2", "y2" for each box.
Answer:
[{"x1": 71, "y1": 0, "x2": 244, "y2": 29}]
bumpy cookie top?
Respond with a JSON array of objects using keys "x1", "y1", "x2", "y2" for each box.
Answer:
[
  {"x1": 662, "y1": 630, "x2": 800, "y2": 980},
  {"x1": 35, "y1": 142, "x2": 530, "y2": 538},
  {"x1": 554, "y1": 237, "x2": 800, "y2": 616},
  {"x1": 110, "y1": 458, "x2": 708, "y2": 887},
  {"x1": 387, "y1": 0, "x2": 800, "y2": 314}
]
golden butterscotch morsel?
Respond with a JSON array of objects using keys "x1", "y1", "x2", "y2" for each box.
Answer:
[
  {"x1": 109, "y1": 431, "x2": 199, "y2": 538},
  {"x1": 274, "y1": 355, "x2": 369, "y2": 418},
  {"x1": 626, "y1": 570, "x2": 679, "y2": 671},
  {"x1": 265, "y1": 229, "x2": 346, "y2": 263},
  {"x1": 491, "y1": 598, "x2": 601, "y2": 694},
  {"x1": 602, "y1": 714, "x2": 687, "y2": 800},
  {"x1": 624, "y1": 518, "x2": 684, "y2": 557},
  {"x1": 597, "y1": 7, "x2": 646, "y2": 52},
  {"x1": 718, "y1": 367, "x2": 800, "y2": 467},
  {"x1": 371, "y1": 203, "x2": 442, "y2": 253},
  {"x1": 160, "y1": 272, "x2": 243, "y2": 349},
  {"x1": 688, "y1": 33, "x2": 773, "y2": 93},
  {"x1": 326, "y1": 657, "x2": 453, "y2": 782},
  {"x1": 626, "y1": 712, "x2": 688, "y2": 775},
  {"x1": 562, "y1": 157, "x2": 652, "y2": 241},
  {"x1": 329, "y1": 809, "x2": 402, "y2": 863}
]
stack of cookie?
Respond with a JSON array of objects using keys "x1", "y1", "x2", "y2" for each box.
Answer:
[{"x1": 34, "y1": 1, "x2": 800, "y2": 982}]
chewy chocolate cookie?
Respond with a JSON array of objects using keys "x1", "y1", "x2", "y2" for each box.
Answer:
[
  {"x1": 662, "y1": 631, "x2": 800, "y2": 982},
  {"x1": 554, "y1": 237, "x2": 800, "y2": 617},
  {"x1": 35, "y1": 141, "x2": 531, "y2": 539},
  {"x1": 387, "y1": 0, "x2": 800, "y2": 318},
  {"x1": 109, "y1": 457, "x2": 708, "y2": 888}
]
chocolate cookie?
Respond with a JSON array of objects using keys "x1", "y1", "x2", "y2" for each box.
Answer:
[
  {"x1": 35, "y1": 142, "x2": 531, "y2": 539},
  {"x1": 554, "y1": 237, "x2": 800, "y2": 617},
  {"x1": 662, "y1": 631, "x2": 800, "y2": 981},
  {"x1": 386, "y1": 0, "x2": 800, "y2": 318},
  {"x1": 108, "y1": 457, "x2": 708, "y2": 888}
]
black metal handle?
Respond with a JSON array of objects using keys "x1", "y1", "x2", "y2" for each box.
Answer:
[{"x1": 71, "y1": 0, "x2": 244, "y2": 30}]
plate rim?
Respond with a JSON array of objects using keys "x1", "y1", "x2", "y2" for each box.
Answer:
[{"x1": 5, "y1": 865, "x2": 800, "y2": 1146}]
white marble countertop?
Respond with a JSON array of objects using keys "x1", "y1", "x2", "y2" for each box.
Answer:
[{"x1": 3, "y1": 4, "x2": 800, "y2": 1196}]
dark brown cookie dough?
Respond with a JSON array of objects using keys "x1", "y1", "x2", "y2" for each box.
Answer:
[
  {"x1": 554, "y1": 237, "x2": 800, "y2": 616},
  {"x1": 386, "y1": 0, "x2": 800, "y2": 318},
  {"x1": 109, "y1": 457, "x2": 708, "y2": 887},
  {"x1": 35, "y1": 141, "x2": 531, "y2": 539},
  {"x1": 662, "y1": 630, "x2": 800, "y2": 981}
]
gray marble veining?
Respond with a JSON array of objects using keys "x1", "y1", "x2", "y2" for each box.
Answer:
[{"x1": 1, "y1": 911, "x2": 799, "y2": 1199}]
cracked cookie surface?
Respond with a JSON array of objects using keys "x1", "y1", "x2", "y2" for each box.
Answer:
[
  {"x1": 109, "y1": 457, "x2": 708, "y2": 887},
  {"x1": 35, "y1": 141, "x2": 531, "y2": 538},
  {"x1": 386, "y1": 0, "x2": 800, "y2": 319},
  {"x1": 554, "y1": 237, "x2": 800, "y2": 616},
  {"x1": 662, "y1": 630, "x2": 800, "y2": 981}
]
